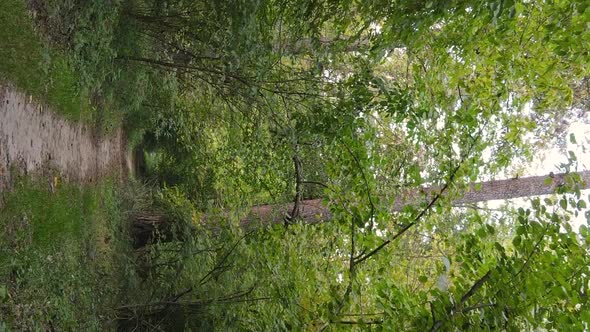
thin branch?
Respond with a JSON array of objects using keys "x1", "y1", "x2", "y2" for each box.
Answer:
[
  {"x1": 342, "y1": 141, "x2": 376, "y2": 229},
  {"x1": 513, "y1": 223, "x2": 550, "y2": 279},
  {"x1": 353, "y1": 127, "x2": 483, "y2": 265},
  {"x1": 354, "y1": 163, "x2": 459, "y2": 266},
  {"x1": 199, "y1": 230, "x2": 252, "y2": 285},
  {"x1": 429, "y1": 270, "x2": 492, "y2": 332},
  {"x1": 460, "y1": 271, "x2": 492, "y2": 305},
  {"x1": 116, "y1": 56, "x2": 254, "y2": 86},
  {"x1": 287, "y1": 152, "x2": 303, "y2": 225}
]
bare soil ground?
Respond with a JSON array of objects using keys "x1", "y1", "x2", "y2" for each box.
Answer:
[{"x1": 0, "y1": 85, "x2": 131, "y2": 193}]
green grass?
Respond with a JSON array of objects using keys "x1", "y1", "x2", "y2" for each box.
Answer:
[
  {"x1": 0, "y1": 1, "x2": 180, "y2": 329},
  {"x1": 0, "y1": 0, "x2": 92, "y2": 121},
  {"x1": 0, "y1": 0, "x2": 160, "y2": 135},
  {"x1": 0, "y1": 177, "x2": 135, "y2": 330}
]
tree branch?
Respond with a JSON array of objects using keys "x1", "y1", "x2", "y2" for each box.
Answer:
[
  {"x1": 429, "y1": 270, "x2": 492, "y2": 332},
  {"x1": 286, "y1": 152, "x2": 303, "y2": 225}
]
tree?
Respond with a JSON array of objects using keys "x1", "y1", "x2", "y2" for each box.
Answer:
[
  {"x1": 123, "y1": 0, "x2": 590, "y2": 330},
  {"x1": 240, "y1": 170, "x2": 590, "y2": 227}
]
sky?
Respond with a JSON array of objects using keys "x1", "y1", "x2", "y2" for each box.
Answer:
[{"x1": 489, "y1": 120, "x2": 590, "y2": 230}]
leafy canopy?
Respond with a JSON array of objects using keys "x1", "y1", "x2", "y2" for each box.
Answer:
[{"x1": 127, "y1": 0, "x2": 590, "y2": 330}]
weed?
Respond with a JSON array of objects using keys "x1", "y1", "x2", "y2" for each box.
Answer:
[{"x1": 0, "y1": 177, "x2": 138, "y2": 330}]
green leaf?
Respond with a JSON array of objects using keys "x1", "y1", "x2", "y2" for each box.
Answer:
[
  {"x1": 569, "y1": 133, "x2": 577, "y2": 144},
  {"x1": 560, "y1": 199, "x2": 568, "y2": 209},
  {"x1": 486, "y1": 224, "x2": 496, "y2": 235},
  {"x1": 512, "y1": 236, "x2": 521, "y2": 247},
  {"x1": 568, "y1": 150, "x2": 577, "y2": 161}
]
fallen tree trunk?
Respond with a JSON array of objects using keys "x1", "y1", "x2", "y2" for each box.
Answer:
[
  {"x1": 239, "y1": 171, "x2": 590, "y2": 227},
  {"x1": 131, "y1": 212, "x2": 195, "y2": 248},
  {"x1": 131, "y1": 212, "x2": 173, "y2": 248},
  {"x1": 133, "y1": 171, "x2": 590, "y2": 246}
]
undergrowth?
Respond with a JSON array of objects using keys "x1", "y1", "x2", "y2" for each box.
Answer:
[
  {"x1": 0, "y1": 177, "x2": 140, "y2": 330},
  {"x1": 0, "y1": 0, "x2": 173, "y2": 135},
  {"x1": 0, "y1": 1, "x2": 189, "y2": 329},
  {"x1": 0, "y1": 0, "x2": 91, "y2": 121}
]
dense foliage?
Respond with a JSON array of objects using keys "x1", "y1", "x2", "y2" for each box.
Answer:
[
  {"x1": 109, "y1": 0, "x2": 590, "y2": 330},
  {"x1": 2, "y1": 0, "x2": 590, "y2": 330}
]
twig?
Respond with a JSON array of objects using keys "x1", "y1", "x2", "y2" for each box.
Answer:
[
  {"x1": 287, "y1": 152, "x2": 303, "y2": 225},
  {"x1": 353, "y1": 125, "x2": 484, "y2": 265},
  {"x1": 342, "y1": 141, "x2": 376, "y2": 229},
  {"x1": 429, "y1": 271, "x2": 492, "y2": 332},
  {"x1": 199, "y1": 230, "x2": 253, "y2": 285}
]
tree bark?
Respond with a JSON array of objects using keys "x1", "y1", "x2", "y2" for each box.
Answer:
[
  {"x1": 135, "y1": 171, "x2": 590, "y2": 242},
  {"x1": 131, "y1": 212, "x2": 191, "y2": 248},
  {"x1": 239, "y1": 171, "x2": 590, "y2": 228}
]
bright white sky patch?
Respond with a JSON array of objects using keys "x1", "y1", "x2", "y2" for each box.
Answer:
[{"x1": 369, "y1": 22, "x2": 382, "y2": 34}]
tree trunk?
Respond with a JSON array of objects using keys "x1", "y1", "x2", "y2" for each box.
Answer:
[
  {"x1": 135, "y1": 171, "x2": 590, "y2": 242},
  {"x1": 239, "y1": 171, "x2": 590, "y2": 227},
  {"x1": 131, "y1": 212, "x2": 177, "y2": 248}
]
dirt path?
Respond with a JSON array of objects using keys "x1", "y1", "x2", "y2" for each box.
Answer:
[{"x1": 0, "y1": 85, "x2": 131, "y2": 192}]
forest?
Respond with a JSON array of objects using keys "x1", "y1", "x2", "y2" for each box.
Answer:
[{"x1": 1, "y1": 0, "x2": 590, "y2": 330}]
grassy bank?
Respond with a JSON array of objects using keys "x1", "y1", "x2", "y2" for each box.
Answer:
[
  {"x1": 0, "y1": 0, "x2": 164, "y2": 135},
  {"x1": 0, "y1": 1, "x2": 186, "y2": 329},
  {"x1": 0, "y1": 1, "x2": 141, "y2": 329},
  {"x1": 0, "y1": 177, "x2": 136, "y2": 330},
  {"x1": 0, "y1": 0, "x2": 93, "y2": 121}
]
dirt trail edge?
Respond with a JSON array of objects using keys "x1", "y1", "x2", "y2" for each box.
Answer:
[{"x1": 0, "y1": 85, "x2": 131, "y2": 192}]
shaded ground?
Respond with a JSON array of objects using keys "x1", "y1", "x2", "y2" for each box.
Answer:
[{"x1": 0, "y1": 84, "x2": 131, "y2": 193}]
